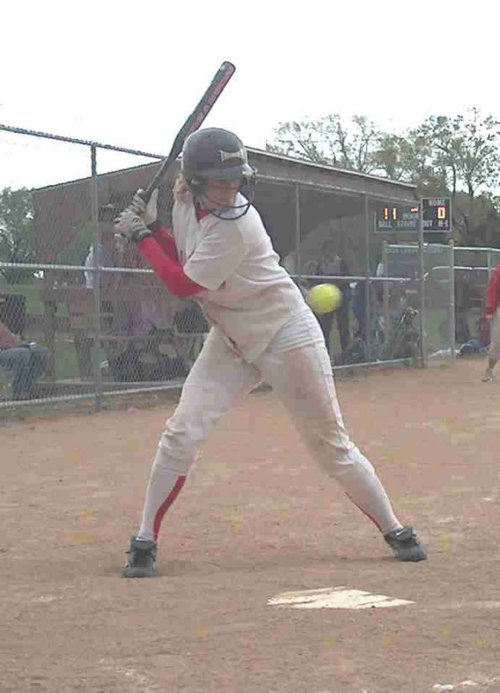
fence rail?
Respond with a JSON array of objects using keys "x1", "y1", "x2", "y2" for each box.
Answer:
[{"x1": 4, "y1": 123, "x2": 492, "y2": 414}]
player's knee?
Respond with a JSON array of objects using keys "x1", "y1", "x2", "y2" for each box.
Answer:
[
  {"x1": 314, "y1": 447, "x2": 356, "y2": 478},
  {"x1": 154, "y1": 415, "x2": 207, "y2": 474},
  {"x1": 153, "y1": 437, "x2": 194, "y2": 475},
  {"x1": 303, "y1": 419, "x2": 346, "y2": 455},
  {"x1": 327, "y1": 447, "x2": 376, "y2": 481},
  {"x1": 304, "y1": 423, "x2": 374, "y2": 478}
]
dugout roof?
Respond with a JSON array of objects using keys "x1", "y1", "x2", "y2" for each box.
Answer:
[{"x1": 32, "y1": 146, "x2": 418, "y2": 266}]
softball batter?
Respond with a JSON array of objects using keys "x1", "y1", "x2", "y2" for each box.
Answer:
[{"x1": 114, "y1": 128, "x2": 427, "y2": 578}]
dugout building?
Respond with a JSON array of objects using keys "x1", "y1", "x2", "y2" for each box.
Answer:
[
  {"x1": 32, "y1": 147, "x2": 419, "y2": 276},
  {"x1": 30, "y1": 148, "x2": 419, "y2": 381}
]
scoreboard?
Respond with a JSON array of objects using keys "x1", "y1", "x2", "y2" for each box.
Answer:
[
  {"x1": 422, "y1": 197, "x2": 451, "y2": 232},
  {"x1": 376, "y1": 205, "x2": 419, "y2": 232},
  {"x1": 375, "y1": 197, "x2": 452, "y2": 233}
]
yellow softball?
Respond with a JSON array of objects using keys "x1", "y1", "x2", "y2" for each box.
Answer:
[{"x1": 306, "y1": 283, "x2": 343, "y2": 314}]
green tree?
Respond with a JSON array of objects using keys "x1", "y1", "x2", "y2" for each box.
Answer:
[
  {"x1": 268, "y1": 108, "x2": 500, "y2": 245},
  {"x1": 416, "y1": 109, "x2": 500, "y2": 199},
  {"x1": 372, "y1": 132, "x2": 446, "y2": 195},
  {"x1": 266, "y1": 114, "x2": 381, "y2": 173},
  {"x1": 448, "y1": 192, "x2": 500, "y2": 246},
  {"x1": 413, "y1": 109, "x2": 500, "y2": 243},
  {"x1": 0, "y1": 187, "x2": 37, "y2": 283}
]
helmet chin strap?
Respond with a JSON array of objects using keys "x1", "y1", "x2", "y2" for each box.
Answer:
[
  {"x1": 191, "y1": 177, "x2": 256, "y2": 220},
  {"x1": 212, "y1": 204, "x2": 251, "y2": 220},
  {"x1": 200, "y1": 196, "x2": 251, "y2": 220}
]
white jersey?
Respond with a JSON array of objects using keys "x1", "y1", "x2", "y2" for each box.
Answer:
[{"x1": 173, "y1": 192, "x2": 307, "y2": 362}]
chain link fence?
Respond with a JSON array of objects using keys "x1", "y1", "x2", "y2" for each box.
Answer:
[
  {"x1": 0, "y1": 125, "x2": 210, "y2": 410},
  {"x1": 1, "y1": 123, "x2": 478, "y2": 413},
  {"x1": 452, "y1": 247, "x2": 500, "y2": 351},
  {"x1": 0, "y1": 261, "x2": 208, "y2": 406},
  {"x1": 384, "y1": 242, "x2": 455, "y2": 361}
]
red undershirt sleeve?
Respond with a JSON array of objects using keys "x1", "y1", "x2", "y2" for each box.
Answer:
[
  {"x1": 138, "y1": 236, "x2": 205, "y2": 298},
  {"x1": 148, "y1": 223, "x2": 179, "y2": 261}
]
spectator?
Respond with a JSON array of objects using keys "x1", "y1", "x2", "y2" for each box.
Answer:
[
  {"x1": 84, "y1": 224, "x2": 118, "y2": 289},
  {"x1": 482, "y1": 264, "x2": 500, "y2": 382},
  {"x1": 76, "y1": 225, "x2": 119, "y2": 380},
  {"x1": 0, "y1": 319, "x2": 48, "y2": 400},
  {"x1": 374, "y1": 255, "x2": 386, "y2": 344},
  {"x1": 310, "y1": 240, "x2": 351, "y2": 362},
  {"x1": 104, "y1": 239, "x2": 186, "y2": 383},
  {"x1": 455, "y1": 272, "x2": 472, "y2": 344},
  {"x1": 375, "y1": 255, "x2": 385, "y2": 305}
]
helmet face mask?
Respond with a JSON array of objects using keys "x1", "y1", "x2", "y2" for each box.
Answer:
[{"x1": 181, "y1": 128, "x2": 256, "y2": 219}]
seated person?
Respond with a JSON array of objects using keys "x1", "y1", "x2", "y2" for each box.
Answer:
[
  {"x1": 103, "y1": 242, "x2": 187, "y2": 382},
  {"x1": 0, "y1": 319, "x2": 48, "y2": 399}
]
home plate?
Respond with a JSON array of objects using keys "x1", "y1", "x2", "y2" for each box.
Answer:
[{"x1": 267, "y1": 586, "x2": 414, "y2": 610}]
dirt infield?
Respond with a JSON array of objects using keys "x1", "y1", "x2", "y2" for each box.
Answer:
[{"x1": 2, "y1": 359, "x2": 500, "y2": 692}]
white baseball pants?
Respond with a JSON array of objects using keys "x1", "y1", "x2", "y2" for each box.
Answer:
[{"x1": 137, "y1": 328, "x2": 402, "y2": 541}]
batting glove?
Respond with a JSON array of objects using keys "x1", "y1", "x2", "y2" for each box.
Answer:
[
  {"x1": 114, "y1": 209, "x2": 153, "y2": 244},
  {"x1": 128, "y1": 188, "x2": 159, "y2": 227}
]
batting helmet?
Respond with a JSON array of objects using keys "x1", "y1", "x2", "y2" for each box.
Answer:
[
  {"x1": 182, "y1": 128, "x2": 254, "y2": 183},
  {"x1": 181, "y1": 128, "x2": 256, "y2": 218}
]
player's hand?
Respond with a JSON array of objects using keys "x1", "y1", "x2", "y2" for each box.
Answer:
[
  {"x1": 484, "y1": 313, "x2": 493, "y2": 321},
  {"x1": 114, "y1": 210, "x2": 153, "y2": 244},
  {"x1": 128, "y1": 188, "x2": 158, "y2": 226}
]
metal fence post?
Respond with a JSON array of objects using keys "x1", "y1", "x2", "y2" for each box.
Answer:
[
  {"x1": 364, "y1": 195, "x2": 372, "y2": 360},
  {"x1": 382, "y1": 240, "x2": 390, "y2": 349},
  {"x1": 418, "y1": 202, "x2": 427, "y2": 366},
  {"x1": 295, "y1": 183, "x2": 301, "y2": 281},
  {"x1": 449, "y1": 239, "x2": 455, "y2": 359},
  {"x1": 90, "y1": 145, "x2": 103, "y2": 411}
]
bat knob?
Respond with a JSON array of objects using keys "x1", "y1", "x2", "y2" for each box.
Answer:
[{"x1": 138, "y1": 188, "x2": 152, "y2": 204}]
